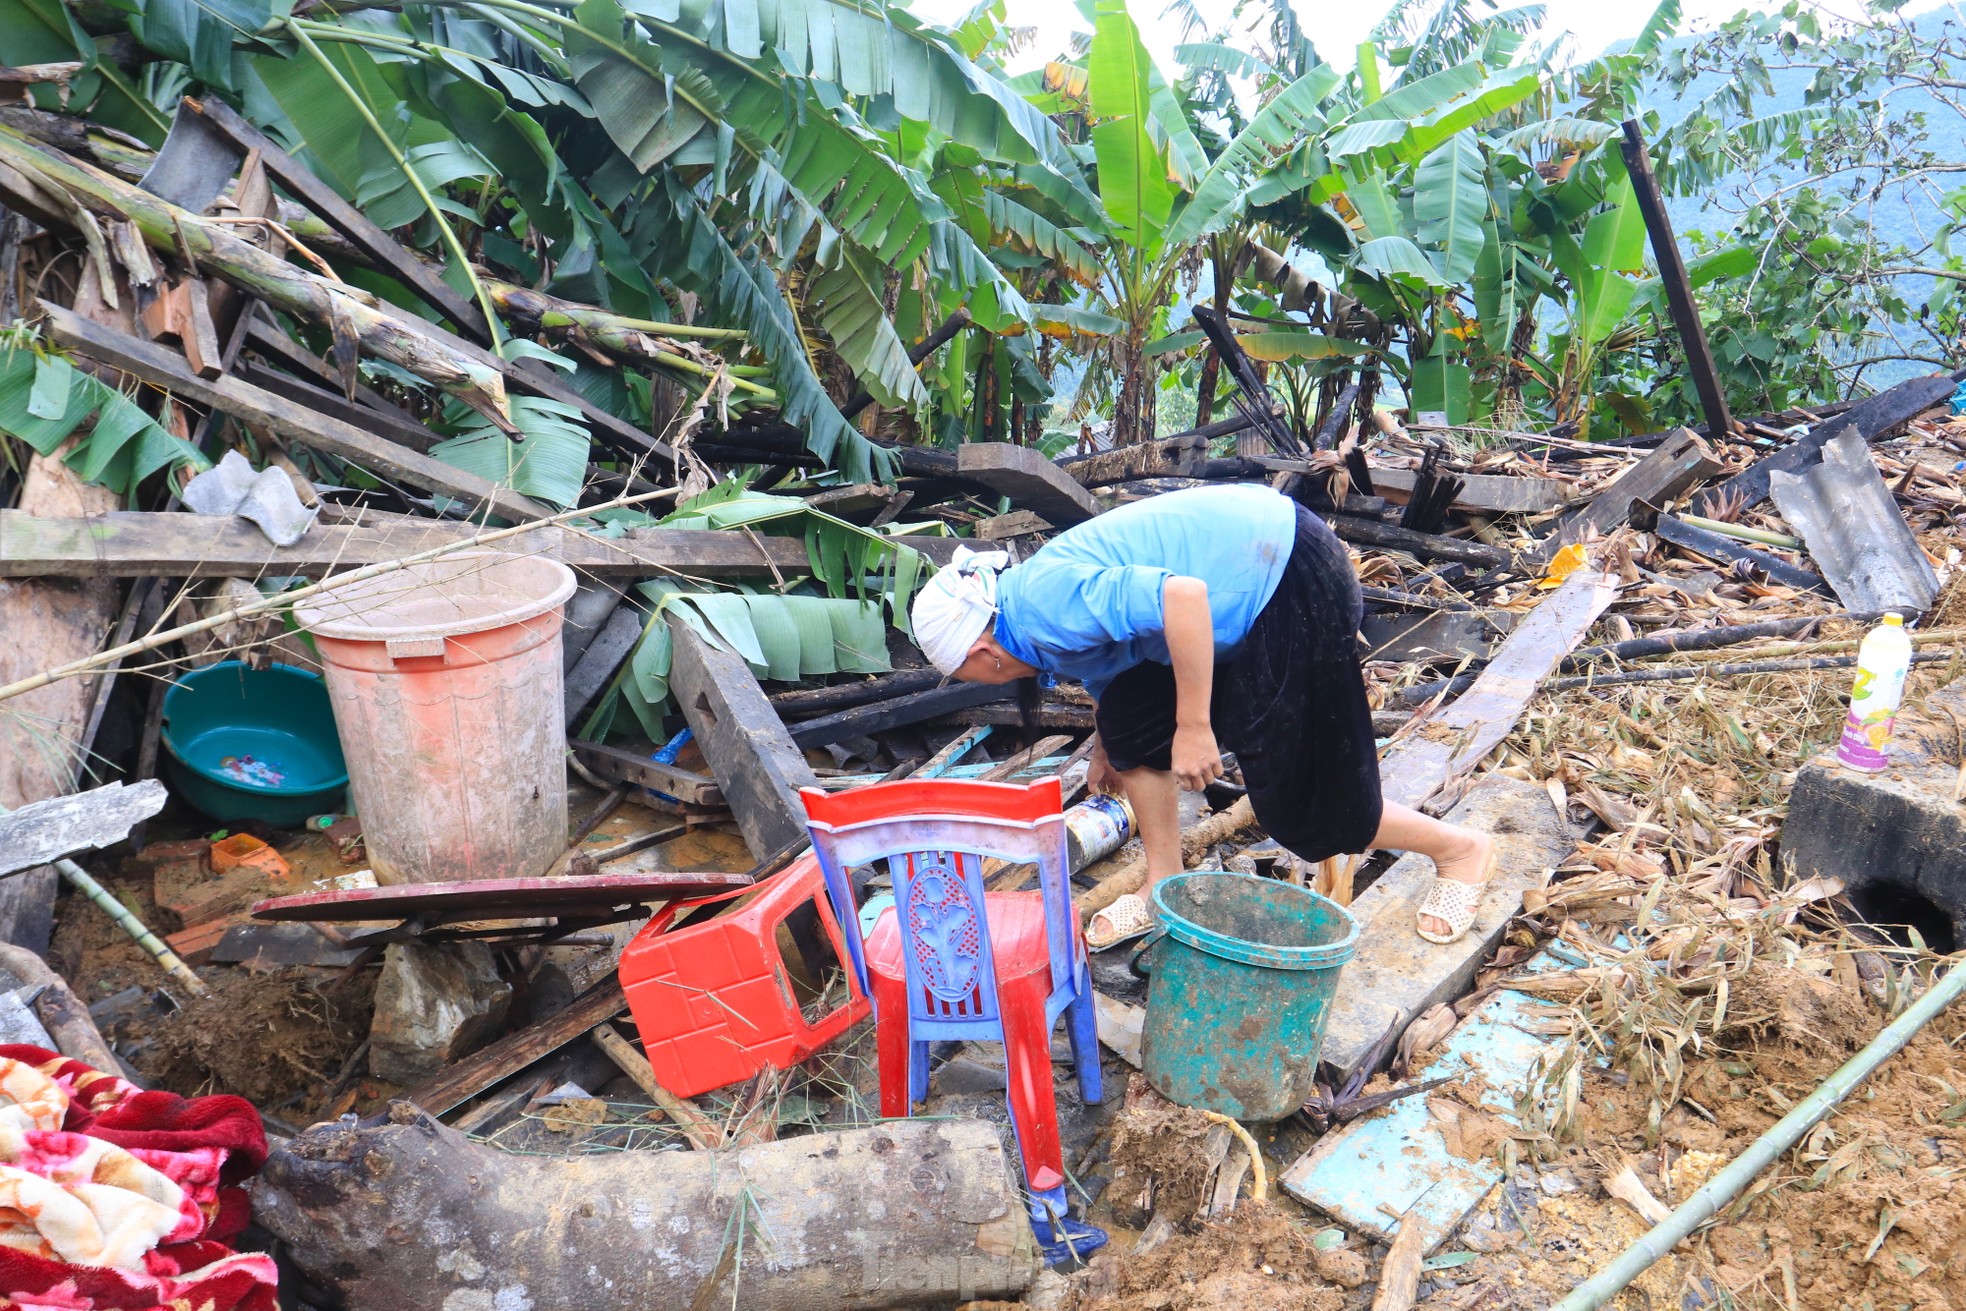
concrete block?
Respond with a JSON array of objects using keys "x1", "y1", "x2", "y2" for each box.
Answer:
[
  {"x1": 1782, "y1": 677, "x2": 1966, "y2": 953},
  {"x1": 1317, "y1": 773, "x2": 1576, "y2": 1087},
  {"x1": 370, "y1": 943, "x2": 514, "y2": 1084}
]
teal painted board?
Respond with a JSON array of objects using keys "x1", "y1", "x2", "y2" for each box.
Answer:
[{"x1": 1278, "y1": 944, "x2": 1586, "y2": 1249}]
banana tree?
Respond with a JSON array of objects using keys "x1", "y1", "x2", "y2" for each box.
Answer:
[{"x1": 2, "y1": 0, "x2": 1089, "y2": 487}]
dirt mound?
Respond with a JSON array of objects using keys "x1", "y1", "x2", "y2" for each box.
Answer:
[
  {"x1": 1071, "y1": 1203, "x2": 1348, "y2": 1311},
  {"x1": 1104, "y1": 1078, "x2": 1220, "y2": 1223},
  {"x1": 137, "y1": 968, "x2": 372, "y2": 1108},
  {"x1": 1571, "y1": 966, "x2": 1966, "y2": 1311},
  {"x1": 1716, "y1": 962, "x2": 1875, "y2": 1054}
]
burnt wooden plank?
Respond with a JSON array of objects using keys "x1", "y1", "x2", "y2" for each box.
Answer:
[
  {"x1": 1059, "y1": 435, "x2": 1208, "y2": 489},
  {"x1": 404, "y1": 975, "x2": 628, "y2": 1116},
  {"x1": 563, "y1": 605, "x2": 642, "y2": 730},
  {"x1": 1533, "y1": 428, "x2": 1720, "y2": 562},
  {"x1": 788, "y1": 681, "x2": 1014, "y2": 747},
  {"x1": 1693, "y1": 371, "x2": 1957, "y2": 515},
  {"x1": 1650, "y1": 514, "x2": 1833, "y2": 595},
  {"x1": 1368, "y1": 466, "x2": 1569, "y2": 516},
  {"x1": 0, "y1": 511, "x2": 956, "y2": 580},
  {"x1": 1360, "y1": 610, "x2": 1513, "y2": 665},
  {"x1": 1326, "y1": 514, "x2": 1514, "y2": 569},
  {"x1": 39, "y1": 302, "x2": 549, "y2": 523},
  {"x1": 1379, "y1": 569, "x2": 1618, "y2": 812},
  {"x1": 1621, "y1": 121, "x2": 1734, "y2": 442},
  {"x1": 666, "y1": 617, "x2": 819, "y2": 860}
]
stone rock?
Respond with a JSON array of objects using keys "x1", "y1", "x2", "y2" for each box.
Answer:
[{"x1": 369, "y1": 943, "x2": 513, "y2": 1084}]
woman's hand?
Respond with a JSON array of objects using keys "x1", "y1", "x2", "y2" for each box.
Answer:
[
  {"x1": 1172, "y1": 722, "x2": 1224, "y2": 792},
  {"x1": 1087, "y1": 736, "x2": 1124, "y2": 796}
]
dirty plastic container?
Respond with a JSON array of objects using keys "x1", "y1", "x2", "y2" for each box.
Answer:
[
  {"x1": 160, "y1": 661, "x2": 347, "y2": 826},
  {"x1": 1140, "y1": 871, "x2": 1357, "y2": 1121},
  {"x1": 294, "y1": 551, "x2": 577, "y2": 884}
]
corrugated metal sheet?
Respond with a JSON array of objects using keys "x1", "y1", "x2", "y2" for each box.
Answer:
[{"x1": 1767, "y1": 427, "x2": 1940, "y2": 616}]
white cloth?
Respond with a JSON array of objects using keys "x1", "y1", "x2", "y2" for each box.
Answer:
[{"x1": 910, "y1": 546, "x2": 1012, "y2": 673}]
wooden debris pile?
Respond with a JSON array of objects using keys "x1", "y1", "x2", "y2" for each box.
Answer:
[{"x1": 3, "y1": 83, "x2": 1966, "y2": 1311}]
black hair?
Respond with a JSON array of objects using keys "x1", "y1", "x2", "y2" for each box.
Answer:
[{"x1": 1016, "y1": 676, "x2": 1044, "y2": 745}]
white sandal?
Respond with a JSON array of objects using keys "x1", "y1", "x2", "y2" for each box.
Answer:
[
  {"x1": 1415, "y1": 874, "x2": 1488, "y2": 946},
  {"x1": 1086, "y1": 893, "x2": 1153, "y2": 951}
]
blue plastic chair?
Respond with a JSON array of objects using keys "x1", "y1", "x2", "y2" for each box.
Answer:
[{"x1": 800, "y1": 776, "x2": 1106, "y2": 1261}]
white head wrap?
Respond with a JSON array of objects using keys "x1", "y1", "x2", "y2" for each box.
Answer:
[{"x1": 911, "y1": 545, "x2": 1013, "y2": 674}]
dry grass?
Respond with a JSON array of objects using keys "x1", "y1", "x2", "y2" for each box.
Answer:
[{"x1": 1483, "y1": 656, "x2": 1963, "y2": 1147}]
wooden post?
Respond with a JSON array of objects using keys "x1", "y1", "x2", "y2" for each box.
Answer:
[
  {"x1": 665, "y1": 617, "x2": 819, "y2": 861},
  {"x1": 1620, "y1": 120, "x2": 1734, "y2": 442}
]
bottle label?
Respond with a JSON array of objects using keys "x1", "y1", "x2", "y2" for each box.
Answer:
[{"x1": 1837, "y1": 708, "x2": 1898, "y2": 772}]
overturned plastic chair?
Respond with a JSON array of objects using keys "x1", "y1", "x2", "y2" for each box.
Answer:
[{"x1": 800, "y1": 776, "x2": 1106, "y2": 1262}]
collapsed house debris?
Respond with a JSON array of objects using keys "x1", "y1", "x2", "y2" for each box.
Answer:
[{"x1": 1, "y1": 68, "x2": 1965, "y2": 1311}]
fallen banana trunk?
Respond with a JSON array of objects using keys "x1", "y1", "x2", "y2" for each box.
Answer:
[
  {"x1": 252, "y1": 1104, "x2": 1040, "y2": 1310},
  {"x1": 0, "y1": 126, "x2": 510, "y2": 425}
]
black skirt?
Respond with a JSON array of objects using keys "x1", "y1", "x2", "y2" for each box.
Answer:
[{"x1": 1092, "y1": 505, "x2": 1383, "y2": 863}]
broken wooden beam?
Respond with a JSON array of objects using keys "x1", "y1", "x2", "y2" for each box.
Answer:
[
  {"x1": 0, "y1": 510, "x2": 959, "y2": 579},
  {"x1": 666, "y1": 616, "x2": 819, "y2": 860},
  {"x1": 1693, "y1": 370, "x2": 1959, "y2": 515},
  {"x1": 252, "y1": 1111, "x2": 1039, "y2": 1311},
  {"x1": 1367, "y1": 466, "x2": 1570, "y2": 515},
  {"x1": 37, "y1": 302, "x2": 548, "y2": 522},
  {"x1": 1325, "y1": 514, "x2": 1514, "y2": 569},
  {"x1": 788, "y1": 681, "x2": 1013, "y2": 747},
  {"x1": 1649, "y1": 513, "x2": 1832, "y2": 593},
  {"x1": 563, "y1": 610, "x2": 645, "y2": 731},
  {"x1": 402, "y1": 975, "x2": 627, "y2": 1116},
  {"x1": 767, "y1": 668, "x2": 944, "y2": 718},
  {"x1": 954, "y1": 442, "x2": 1101, "y2": 524},
  {"x1": 1620, "y1": 121, "x2": 1735, "y2": 442},
  {"x1": 567, "y1": 740, "x2": 725, "y2": 809},
  {"x1": 1060, "y1": 434, "x2": 1209, "y2": 488},
  {"x1": 1379, "y1": 568, "x2": 1619, "y2": 811},
  {"x1": 1534, "y1": 427, "x2": 1720, "y2": 562}
]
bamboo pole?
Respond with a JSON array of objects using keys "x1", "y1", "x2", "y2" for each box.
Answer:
[
  {"x1": 0, "y1": 801, "x2": 205, "y2": 994},
  {"x1": 0, "y1": 485, "x2": 680, "y2": 707},
  {"x1": 0, "y1": 125, "x2": 511, "y2": 422},
  {"x1": 1550, "y1": 957, "x2": 1966, "y2": 1311},
  {"x1": 54, "y1": 852, "x2": 207, "y2": 994},
  {"x1": 1675, "y1": 514, "x2": 1805, "y2": 550}
]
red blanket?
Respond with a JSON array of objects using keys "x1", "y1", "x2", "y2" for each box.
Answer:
[{"x1": 0, "y1": 1046, "x2": 275, "y2": 1311}]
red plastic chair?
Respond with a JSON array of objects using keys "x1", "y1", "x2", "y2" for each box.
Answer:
[
  {"x1": 620, "y1": 855, "x2": 870, "y2": 1099},
  {"x1": 800, "y1": 777, "x2": 1103, "y2": 1248}
]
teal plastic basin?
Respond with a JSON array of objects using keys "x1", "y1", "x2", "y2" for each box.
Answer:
[
  {"x1": 1141, "y1": 872, "x2": 1358, "y2": 1121},
  {"x1": 160, "y1": 662, "x2": 347, "y2": 826}
]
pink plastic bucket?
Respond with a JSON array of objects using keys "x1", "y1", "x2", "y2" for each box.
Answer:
[{"x1": 295, "y1": 551, "x2": 577, "y2": 885}]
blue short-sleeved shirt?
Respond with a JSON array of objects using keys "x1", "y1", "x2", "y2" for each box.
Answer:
[{"x1": 993, "y1": 485, "x2": 1298, "y2": 702}]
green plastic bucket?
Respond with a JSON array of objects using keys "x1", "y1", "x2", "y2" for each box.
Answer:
[
  {"x1": 1140, "y1": 871, "x2": 1358, "y2": 1122},
  {"x1": 161, "y1": 662, "x2": 347, "y2": 827}
]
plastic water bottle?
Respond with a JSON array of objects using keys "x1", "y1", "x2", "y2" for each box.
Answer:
[{"x1": 1837, "y1": 614, "x2": 1913, "y2": 772}]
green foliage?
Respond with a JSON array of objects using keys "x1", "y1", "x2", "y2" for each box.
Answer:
[
  {"x1": 0, "y1": 336, "x2": 208, "y2": 498},
  {"x1": 581, "y1": 482, "x2": 926, "y2": 740}
]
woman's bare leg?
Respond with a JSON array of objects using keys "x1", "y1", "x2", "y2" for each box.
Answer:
[
  {"x1": 1371, "y1": 802, "x2": 1493, "y2": 937},
  {"x1": 1120, "y1": 767, "x2": 1183, "y2": 903}
]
